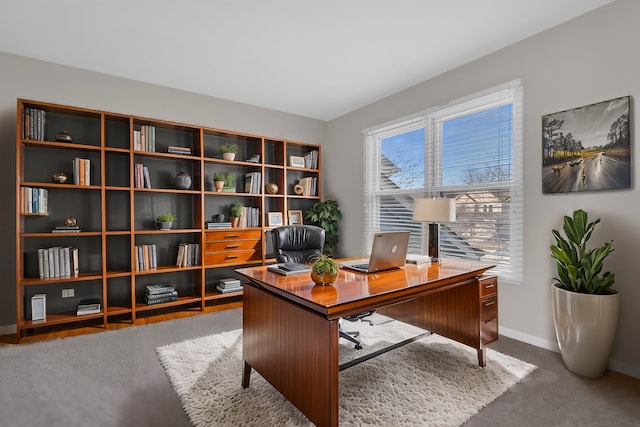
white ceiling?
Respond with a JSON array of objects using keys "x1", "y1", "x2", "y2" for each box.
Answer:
[{"x1": 0, "y1": 0, "x2": 613, "y2": 121}]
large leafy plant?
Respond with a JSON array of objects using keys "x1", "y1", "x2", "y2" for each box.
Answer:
[
  {"x1": 305, "y1": 200, "x2": 342, "y2": 255},
  {"x1": 550, "y1": 209, "x2": 615, "y2": 294}
]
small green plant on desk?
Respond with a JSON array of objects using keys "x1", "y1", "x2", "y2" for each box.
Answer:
[{"x1": 310, "y1": 254, "x2": 339, "y2": 286}]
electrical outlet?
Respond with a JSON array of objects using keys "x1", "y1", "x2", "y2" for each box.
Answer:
[{"x1": 62, "y1": 289, "x2": 75, "y2": 298}]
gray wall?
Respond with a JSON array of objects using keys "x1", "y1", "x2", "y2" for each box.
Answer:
[
  {"x1": 0, "y1": 53, "x2": 326, "y2": 332},
  {"x1": 326, "y1": 0, "x2": 639, "y2": 377}
]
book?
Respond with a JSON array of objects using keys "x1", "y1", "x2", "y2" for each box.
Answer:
[
  {"x1": 267, "y1": 263, "x2": 312, "y2": 276},
  {"x1": 219, "y1": 278, "x2": 242, "y2": 289},
  {"x1": 145, "y1": 292, "x2": 178, "y2": 305},
  {"x1": 145, "y1": 283, "x2": 175, "y2": 295},
  {"x1": 216, "y1": 284, "x2": 242, "y2": 294},
  {"x1": 406, "y1": 255, "x2": 431, "y2": 265}
]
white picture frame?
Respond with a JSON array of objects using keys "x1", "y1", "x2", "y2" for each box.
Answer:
[
  {"x1": 31, "y1": 294, "x2": 46, "y2": 321},
  {"x1": 289, "y1": 155, "x2": 305, "y2": 168},
  {"x1": 268, "y1": 212, "x2": 283, "y2": 226}
]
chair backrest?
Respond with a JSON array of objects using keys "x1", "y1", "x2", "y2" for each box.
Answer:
[{"x1": 271, "y1": 225, "x2": 325, "y2": 264}]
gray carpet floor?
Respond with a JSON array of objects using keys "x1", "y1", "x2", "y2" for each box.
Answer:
[{"x1": 1, "y1": 308, "x2": 638, "y2": 427}]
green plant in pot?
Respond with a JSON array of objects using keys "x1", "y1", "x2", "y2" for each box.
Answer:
[
  {"x1": 156, "y1": 214, "x2": 176, "y2": 230},
  {"x1": 223, "y1": 171, "x2": 237, "y2": 192},
  {"x1": 305, "y1": 200, "x2": 342, "y2": 255},
  {"x1": 310, "y1": 254, "x2": 339, "y2": 286},
  {"x1": 220, "y1": 143, "x2": 238, "y2": 161},
  {"x1": 550, "y1": 208, "x2": 619, "y2": 377},
  {"x1": 230, "y1": 202, "x2": 243, "y2": 227},
  {"x1": 213, "y1": 171, "x2": 226, "y2": 192}
]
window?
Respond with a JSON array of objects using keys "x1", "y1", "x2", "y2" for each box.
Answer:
[{"x1": 363, "y1": 81, "x2": 523, "y2": 285}]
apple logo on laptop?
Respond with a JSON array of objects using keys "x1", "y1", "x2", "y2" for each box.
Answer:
[{"x1": 391, "y1": 244, "x2": 398, "y2": 253}]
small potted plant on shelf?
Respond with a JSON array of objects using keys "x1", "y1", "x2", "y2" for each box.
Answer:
[
  {"x1": 156, "y1": 214, "x2": 176, "y2": 230},
  {"x1": 230, "y1": 203, "x2": 243, "y2": 227},
  {"x1": 213, "y1": 171, "x2": 225, "y2": 192},
  {"x1": 310, "y1": 254, "x2": 340, "y2": 286},
  {"x1": 223, "y1": 172, "x2": 238, "y2": 192},
  {"x1": 220, "y1": 143, "x2": 238, "y2": 161}
]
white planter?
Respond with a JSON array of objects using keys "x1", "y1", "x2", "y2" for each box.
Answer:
[
  {"x1": 551, "y1": 283, "x2": 619, "y2": 377},
  {"x1": 222, "y1": 152, "x2": 236, "y2": 161}
]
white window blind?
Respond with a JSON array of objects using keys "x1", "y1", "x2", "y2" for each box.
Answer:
[{"x1": 363, "y1": 81, "x2": 523, "y2": 285}]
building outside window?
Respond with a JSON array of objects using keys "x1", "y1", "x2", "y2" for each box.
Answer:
[{"x1": 363, "y1": 80, "x2": 523, "y2": 284}]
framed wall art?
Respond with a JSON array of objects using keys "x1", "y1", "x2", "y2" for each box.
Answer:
[
  {"x1": 267, "y1": 212, "x2": 283, "y2": 227},
  {"x1": 287, "y1": 210, "x2": 303, "y2": 225},
  {"x1": 542, "y1": 96, "x2": 630, "y2": 193}
]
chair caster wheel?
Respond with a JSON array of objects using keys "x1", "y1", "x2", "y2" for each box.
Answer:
[{"x1": 355, "y1": 344, "x2": 363, "y2": 350}]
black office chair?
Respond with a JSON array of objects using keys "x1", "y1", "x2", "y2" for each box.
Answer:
[{"x1": 269, "y1": 225, "x2": 365, "y2": 349}]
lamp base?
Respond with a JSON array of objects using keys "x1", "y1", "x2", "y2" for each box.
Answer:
[{"x1": 428, "y1": 222, "x2": 442, "y2": 262}]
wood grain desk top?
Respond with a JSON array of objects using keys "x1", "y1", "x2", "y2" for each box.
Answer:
[{"x1": 236, "y1": 258, "x2": 495, "y2": 319}]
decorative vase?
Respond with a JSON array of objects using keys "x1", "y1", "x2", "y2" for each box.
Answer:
[
  {"x1": 52, "y1": 172, "x2": 68, "y2": 183},
  {"x1": 266, "y1": 182, "x2": 279, "y2": 194},
  {"x1": 214, "y1": 213, "x2": 225, "y2": 223},
  {"x1": 157, "y1": 221, "x2": 173, "y2": 230},
  {"x1": 311, "y1": 270, "x2": 339, "y2": 286},
  {"x1": 222, "y1": 152, "x2": 236, "y2": 161},
  {"x1": 174, "y1": 171, "x2": 192, "y2": 190},
  {"x1": 551, "y1": 283, "x2": 620, "y2": 377},
  {"x1": 55, "y1": 131, "x2": 73, "y2": 143},
  {"x1": 214, "y1": 180, "x2": 225, "y2": 192},
  {"x1": 64, "y1": 216, "x2": 77, "y2": 227}
]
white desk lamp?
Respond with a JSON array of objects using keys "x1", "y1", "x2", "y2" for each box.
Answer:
[{"x1": 413, "y1": 198, "x2": 456, "y2": 262}]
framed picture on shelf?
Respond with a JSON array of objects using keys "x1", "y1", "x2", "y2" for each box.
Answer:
[
  {"x1": 289, "y1": 155, "x2": 305, "y2": 168},
  {"x1": 268, "y1": 212, "x2": 283, "y2": 226},
  {"x1": 288, "y1": 210, "x2": 303, "y2": 225}
]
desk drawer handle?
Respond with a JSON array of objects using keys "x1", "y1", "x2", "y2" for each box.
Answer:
[
  {"x1": 484, "y1": 284, "x2": 495, "y2": 289},
  {"x1": 225, "y1": 244, "x2": 240, "y2": 249},
  {"x1": 225, "y1": 234, "x2": 241, "y2": 239},
  {"x1": 483, "y1": 301, "x2": 496, "y2": 307},
  {"x1": 225, "y1": 255, "x2": 240, "y2": 259}
]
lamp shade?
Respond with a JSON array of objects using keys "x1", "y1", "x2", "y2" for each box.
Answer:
[{"x1": 413, "y1": 198, "x2": 456, "y2": 223}]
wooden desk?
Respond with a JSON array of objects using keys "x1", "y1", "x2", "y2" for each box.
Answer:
[{"x1": 236, "y1": 259, "x2": 497, "y2": 427}]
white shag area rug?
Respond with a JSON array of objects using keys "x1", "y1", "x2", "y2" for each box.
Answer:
[{"x1": 157, "y1": 315, "x2": 536, "y2": 426}]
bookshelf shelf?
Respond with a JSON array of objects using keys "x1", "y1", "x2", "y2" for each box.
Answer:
[{"x1": 15, "y1": 98, "x2": 321, "y2": 342}]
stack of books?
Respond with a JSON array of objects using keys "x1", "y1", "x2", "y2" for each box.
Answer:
[
  {"x1": 167, "y1": 145, "x2": 192, "y2": 155},
  {"x1": 77, "y1": 298, "x2": 101, "y2": 316},
  {"x1": 246, "y1": 154, "x2": 260, "y2": 163},
  {"x1": 52, "y1": 225, "x2": 81, "y2": 233},
  {"x1": 216, "y1": 278, "x2": 243, "y2": 294},
  {"x1": 205, "y1": 221, "x2": 232, "y2": 229},
  {"x1": 145, "y1": 284, "x2": 178, "y2": 305}
]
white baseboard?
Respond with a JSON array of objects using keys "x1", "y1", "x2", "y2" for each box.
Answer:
[{"x1": 499, "y1": 326, "x2": 639, "y2": 379}]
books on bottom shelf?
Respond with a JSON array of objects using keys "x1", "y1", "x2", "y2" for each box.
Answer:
[
  {"x1": 216, "y1": 278, "x2": 243, "y2": 294},
  {"x1": 77, "y1": 298, "x2": 101, "y2": 316},
  {"x1": 38, "y1": 246, "x2": 79, "y2": 279},
  {"x1": 145, "y1": 283, "x2": 178, "y2": 305}
]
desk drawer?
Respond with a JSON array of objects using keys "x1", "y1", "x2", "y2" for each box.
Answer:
[
  {"x1": 481, "y1": 295, "x2": 497, "y2": 321},
  {"x1": 481, "y1": 317, "x2": 498, "y2": 345},
  {"x1": 479, "y1": 276, "x2": 498, "y2": 298},
  {"x1": 205, "y1": 229, "x2": 261, "y2": 242},
  {"x1": 204, "y1": 250, "x2": 259, "y2": 266},
  {"x1": 205, "y1": 240, "x2": 260, "y2": 252}
]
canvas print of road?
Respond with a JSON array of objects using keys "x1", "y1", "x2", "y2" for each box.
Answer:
[{"x1": 542, "y1": 96, "x2": 630, "y2": 193}]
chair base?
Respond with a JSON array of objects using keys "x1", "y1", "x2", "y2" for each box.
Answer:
[{"x1": 339, "y1": 329, "x2": 362, "y2": 350}]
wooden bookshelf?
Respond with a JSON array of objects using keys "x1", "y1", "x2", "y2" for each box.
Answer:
[{"x1": 15, "y1": 99, "x2": 321, "y2": 342}]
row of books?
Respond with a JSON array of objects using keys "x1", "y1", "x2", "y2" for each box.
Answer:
[
  {"x1": 72, "y1": 157, "x2": 91, "y2": 186},
  {"x1": 216, "y1": 278, "x2": 243, "y2": 294},
  {"x1": 244, "y1": 171, "x2": 262, "y2": 194},
  {"x1": 37, "y1": 246, "x2": 79, "y2": 279},
  {"x1": 297, "y1": 176, "x2": 318, "y2": 196},
  {"x1": 134, "y1": 163, "x2": 152, "y2": 188},
  {"x1": 237, "y1": 206, "x2": 260, "y2": 227},
  {"x1": 176, "y1": 242, "x2": 200, "y2": 267},
  {"x1": 133, "y1": 125, "x2": 156, "y2": 152},
  {"x1": 167, "y1": 145, "x2": 192, "y2": 155},
  {"x1": 135, "y1": 244, "x2": 157, "y2": 271},
  {"x1": 21, "y1": 187, "x2": 48, "y2": 214},
  {"x1": 304, "y1": 150, "x2": 319, "y2": 169},
  {"x1": 145, "y1": 283, "x2": 178, "y2": 305},
  {"x1": 52, "y1": 225, "x2": 81, "y2": 233},
  {"x1": 23, "y1": 107, "x2": 46, "y2": 141}
]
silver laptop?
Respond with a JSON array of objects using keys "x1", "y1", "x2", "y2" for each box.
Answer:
[{"x1": 340, "y1": 231, "x2": 410, "y2": 273}]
